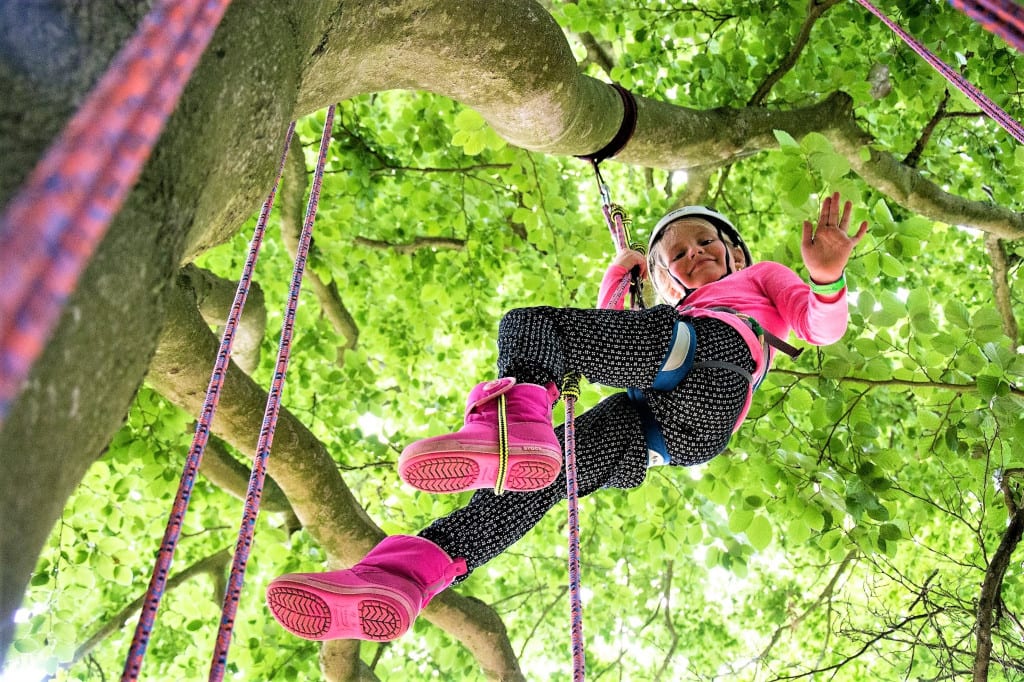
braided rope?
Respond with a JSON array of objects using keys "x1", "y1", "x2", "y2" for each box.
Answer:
[
  {"x1": 494, "y1": 395, "x2": 510, "y2": 495},
  {"x1": 560, "y1": 373, "x2": 586, "y2": 681},
  {"x1": 0, "y1": 0, "x2": 233, "y2": 425},
  {"x1": 208, "y1": 105, "x2": 337, "y2": 681},
  {"x1": 854, "y1": 0, "x2": 1024, "y2": 144},
  {"x1": 120, "y1": 122, "x2": 295, "y2": 682},
  {"x1": 950, "y1": 0, "x2": 1024, "y2": 54}
]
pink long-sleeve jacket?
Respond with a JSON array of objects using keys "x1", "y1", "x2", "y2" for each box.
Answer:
[{"x1": 598, "y1": 260, "x2": 849, "y2": 429}]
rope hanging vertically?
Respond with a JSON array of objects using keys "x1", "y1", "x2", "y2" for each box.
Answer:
[
  {"x1": 854, "y1": 0, "x2": 1024, "y2": 144},
  {"x1": 557, "y1": 82, "x2": 642, "y2": 681},
  {"x1": 560, "y1": 373, "x2": 586, "y2": 682},
  {"x1": 209, "y1": 105, "x2": 337, "y2": 682},
  {"x1": 0, "y1": 0, "x2": 233, "y2": 426},
  {"x1": 949, "y1": 0, "x2": 1024, "y2": 54},
  {"x1": 120, "y1": 121, "x2": 296, "y2": 682}
]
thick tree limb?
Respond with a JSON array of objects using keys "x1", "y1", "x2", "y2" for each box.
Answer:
[
  {"x1": 319, "y1": 639, "x2": 380, "y2": 682},
  {"x1": 199, "y1": 433, "x2": 300, "y2": 526},
  {"x1": 828, "y1": 115, "x2": 1024, "y2": 240},
  {"x1": 147, "y1": 274, "x2": 526, "y2": 681},
  {"x1": 178, "y1": 263, "x2": 265, "y2": 374},
  {"x1": 985, "y1": 234, "x2": 1019, "y2": 347},
  {"x1": 294, "y1": 2, "x2": 1024, "y2": 238}
]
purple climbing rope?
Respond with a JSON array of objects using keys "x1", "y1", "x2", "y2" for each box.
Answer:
[
  {"x1": 950, "y1": 0, "x2": 1024, "y2": 54},
  {"x1": 0, "y1": 0, "x2": 233, "y2": 426},
  {"x1": 120, "y1": 122, "x2": 295, "y2": 682},
  {"x1": 561, "y1": 374, "x2": 586, "y2": 682},
  {"x1": 208, "y1": 104, "x2": 337, "y2": 682},
  {"x1": 854, "y1": 0, "x2": 1024, "y2": 144}
]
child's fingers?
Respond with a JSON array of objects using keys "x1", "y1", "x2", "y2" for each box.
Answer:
[
  {"x1": 838, "y1": 200, "x2": 854, "y2": 231},
  {"x1": 802, "y1": 219, "x2": 814, "y2": 244},
  {"x1": 850, "y1": 220, "x2": 870, "y2": 244},
  {"x1": 816, "y1": 194, "x2": 831, "y2": 229},
  {"x1": 827, "y1": 191, "x2": 839, "y2": 227}
]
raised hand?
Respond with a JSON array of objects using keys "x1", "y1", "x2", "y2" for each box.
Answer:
[{"x1": 801, "y1": 192, "x2": 869, "y2": 284}]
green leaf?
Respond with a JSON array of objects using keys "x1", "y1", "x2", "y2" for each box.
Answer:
[
  {"x1": 729, "y1": 508, "x2": 754, "y2": 533},
  {"x1": 878, "y1": 523, "x2": 903, "y2": 541},
  {"x1": 746, "y1": 515, "x2": 773, "y2": 550},
  {"x1": 774, "y1": 129, "x2": 800, "y2": 149}
]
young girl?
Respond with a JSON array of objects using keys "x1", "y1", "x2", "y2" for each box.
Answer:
[{"x1": 266, "y1": 192, "x2": 869, "y2": 642}]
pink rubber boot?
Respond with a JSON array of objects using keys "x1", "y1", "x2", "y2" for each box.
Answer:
[
  {"x1": 398, "y1": 378, "x2": 562, "y2": 494},
  {"x1": 265, "y1": 535, "x2": 466, "y2": 641}
]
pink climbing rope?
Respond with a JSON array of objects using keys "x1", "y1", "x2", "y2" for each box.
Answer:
[
  {"x1": 0, "y1": 0, "x2": 232, "y2": 425},
  {"x1": 854, "y1": 0, "x2": 1024, "y2": 144},
  {"x1": 561, "y1": 374, "x2": 586, "y2": 681},
  {"x1": 950, "y1": 0, "x2": 1024, "y2": 54},
  {"x1": 591, "y1": 160, "x2": 644, "y2": 311},
  {"x1": 120, "y1": 122, "x2": 296, "y2": 679},
  {"x1": 120, "y1": 122, "x2": 295, "y2": 682},
  {"x1": 208, "y1": 105, "x2": 337, "y2": 682}
]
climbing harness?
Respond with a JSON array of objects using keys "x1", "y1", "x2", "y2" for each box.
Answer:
[
  {"x1": 0, "y1": 0, "x2": 233, "y2": 426},
  {"x1": 855, "y1": 0, "x2": 1024, "y2": 144}
]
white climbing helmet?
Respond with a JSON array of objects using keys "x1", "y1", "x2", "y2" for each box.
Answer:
[{"x1": 646, "y1": 205, "x2": 753, "y2": 300}]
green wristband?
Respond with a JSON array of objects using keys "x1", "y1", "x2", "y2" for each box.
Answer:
[{"x1": 809, "y1": 272, "x2": 846, "y2": 295}]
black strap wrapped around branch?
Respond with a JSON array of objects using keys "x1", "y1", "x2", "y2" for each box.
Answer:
[{"x1": 577, "y1": 83, "x2": 638, "y2": 163}]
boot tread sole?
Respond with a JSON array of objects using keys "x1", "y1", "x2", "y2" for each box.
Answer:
[
  {"x1": 266, "y1": 584, "x2": 407, "y2": 641},
  {"x1": 400, "y1": 454, "x2": 560, "y2": 492}
]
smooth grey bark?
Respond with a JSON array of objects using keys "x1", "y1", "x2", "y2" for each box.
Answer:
[{"x1": 2, "y1": 0, "x2": 1022, "y2": 670}]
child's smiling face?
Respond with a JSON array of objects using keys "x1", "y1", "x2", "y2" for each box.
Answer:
[{"x1": 652, "y1": 219, "x2": 729, "y2": 298}]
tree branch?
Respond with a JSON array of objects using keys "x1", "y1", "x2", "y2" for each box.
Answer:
[
  {"x1": 748, "y1": 0, "x2": 843, "y2": 106},
  {"x1": 772, "y1": 369, "x2": 1024, "y2": 398},
  {"x1": 973, "y1": 469, "x2": 1024, "y2": 682},
  {"x1": 653, "y1": 561, "x2": 680, "y2": 682},
  {"x1": 178, "y1": 264, "x2": 265, "y2": 374},
  {"x1": 281, "y1": 137, "x2": 360, "y2": 360},
  {"x1": 319, "y1": 639, "x2": 381, "y2": 682},
  {"x1": 59, "y1": 549, "x2": 231, "y2": 674},
  {"x1": 985, "y1": 234, "x2": 1019, "y2": 348},
  {"x1": 199, "y1": 433, "x2": 300, "y2": 527},
  {"x1": 756, "y1": 550, "x2": 857, "y2": 664},
  {"x1": 353, "y1": 235, "x2": 467, "y2": 253}
]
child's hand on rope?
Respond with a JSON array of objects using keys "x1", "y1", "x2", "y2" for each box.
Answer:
[
  {"x1": 801, "y1": 192, "x2": 869, "y2": 285},
  {"x1": 610, "y1": 248, "x2": 648, "y2": 280}
]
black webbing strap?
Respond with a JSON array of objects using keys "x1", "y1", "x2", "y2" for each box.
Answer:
[{"x1": 576, "y1": 83, "x2": 638, "y2": 162}]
